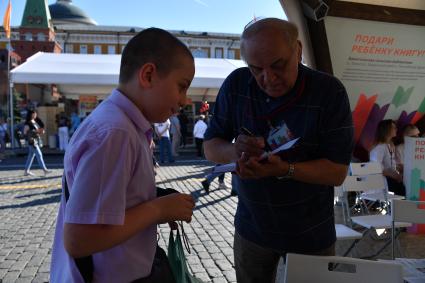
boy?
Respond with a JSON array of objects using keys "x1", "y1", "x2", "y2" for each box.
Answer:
[{"x1": 51, "y1": 28, "x2": 195, "y2": 282}]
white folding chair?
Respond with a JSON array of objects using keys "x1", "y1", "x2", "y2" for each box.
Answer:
[
  {"x1": 350, "y1": 162, "x2": 382, "y2": 175},
  {"x1": 335, "y1": 224, "x2": 362, "y2": 257},
  {"x1": 342, "y1": 174, "x2": 411, "y2": 258},
  {"x1": 284, "y1": 253, "x2": 403, "y2": 283},
  {"x1": 334, "y1": 184, "x2": 363, "y2": 257},
  {"x1": 391, "y1": 199, "x2": 425, "y2": 259},
  {"x1": 350, "y1": 162, "x2": 404, "y2": 213}
]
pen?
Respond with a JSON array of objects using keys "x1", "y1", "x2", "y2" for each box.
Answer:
[{"x1": 240, "y1": 127, "x2": 255, "y2": 136}]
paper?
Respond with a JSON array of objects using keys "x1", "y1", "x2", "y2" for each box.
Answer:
[
  {"x1": 212, "y1": 137, "x2": 300, "y2": 174},
  {"x1": 379, "y1": 258, "x2": 425, "y2": 282},
  {"x1": 260, "y1": 137, "x2": 299, "y2": 159}
]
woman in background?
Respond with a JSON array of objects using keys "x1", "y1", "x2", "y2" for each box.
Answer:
[
  {"x1": 23, "y1": 110, "x2": 51, "y2": 176},
  {"x1": 369, "y1": 119, "x2": 405, "y2": 196}
]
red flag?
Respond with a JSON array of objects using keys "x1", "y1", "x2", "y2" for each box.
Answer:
[{"x1": 3, "y1": 0, "x2": 11, "y2": 39}]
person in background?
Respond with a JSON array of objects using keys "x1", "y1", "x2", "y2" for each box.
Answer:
[
  {"x1": 154, "y1": 119, "x2": 175, "y2": 163},
  {"x1": 193, "y1": 114, "x2": 207, "y2": 157},
  {"x1": 23, "y1": 110, "x2": 51, "y2": 176},
  {"x1": 0, "y1": 117, "x2": 7, "y2": 161},
  {"x1": 370, "y1": 119, "x2": 405, "y2": 196},
  {"x1": 395, "y1": 124, "x2": 420, "y2": 169},
  {"x1": 58, "y1": 113, "x2": 70, "y2": 151},
  {"x1": 70, "y1": 112, "x2": 81, "y2": 136},
  {"x1": 201, "y1": 167, "x2": 230, "y2": 194},
  {"x1": 14, "y1": 121, "x2": 25, "y2": 148},
  {"x1": 170, "y1": 113, "x2": 181, "y2": 157},
  {"x1": 178, "y1": 109, "x2": 188, "y2": 148}
]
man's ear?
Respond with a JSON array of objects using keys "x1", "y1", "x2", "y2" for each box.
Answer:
[
  {"x1": 296, "y1": 40, "x2": 303, "y2": 63},
  {"x1": 138, "y1": 63, "x2": 156, "y2": 88}
]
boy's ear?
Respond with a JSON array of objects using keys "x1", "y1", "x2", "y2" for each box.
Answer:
[{"x1": 138, "y1": 63, "x2": 156, "y2": 88}]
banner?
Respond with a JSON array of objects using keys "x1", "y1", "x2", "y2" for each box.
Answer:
[
  {"x1": 2, "y1": 0, "x2": 11, "y2": 39},
  {"x1": 403, "y1": 137, "x2": 425, "y2": 234},
  {"x1": 325, "y1": 16, "x2": 425, "y2": 158}
]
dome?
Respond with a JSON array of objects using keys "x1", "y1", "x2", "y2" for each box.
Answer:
[{"x1": 49, "y1": 0, "x2": 97, "y2": 26}]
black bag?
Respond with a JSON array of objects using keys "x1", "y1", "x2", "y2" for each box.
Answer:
[
  {"x1": 27, "y1": 130, "x2": 39, "y2": 146},
  {"x1": 63, "y1": 179, "x2": 178, "y2": 282},
  {"x1": 131, "y1": 246, "x2": 176, "y2": 283}
]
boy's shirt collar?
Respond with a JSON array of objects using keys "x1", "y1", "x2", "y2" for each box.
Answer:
[{"x1": 109, "y1": 89, "x2": 152, "y2": 134}]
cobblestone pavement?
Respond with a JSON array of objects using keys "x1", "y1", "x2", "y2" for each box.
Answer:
[
  {"x1": 0, "y1": 160, "x2": 424, "y2": 283},
  {"x1": 0, "y1": 169, "x2": 62, "y2": 283},
  {"x1": 0, "y1": 160, "x2": 240, "y2": 283}
]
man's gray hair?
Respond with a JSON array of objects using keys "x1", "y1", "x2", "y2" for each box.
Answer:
[{"x1": 240, "y1": 18, "x2": 299, "y2": 60}]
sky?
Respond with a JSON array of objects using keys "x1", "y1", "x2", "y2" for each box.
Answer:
[{"x1": 2, "y1": 0, "x2": 287, "y2": 34}]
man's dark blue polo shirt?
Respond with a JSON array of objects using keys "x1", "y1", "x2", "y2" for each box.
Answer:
[{"x1": 204, "y1": 64, "x2": 354, "y2": 253}]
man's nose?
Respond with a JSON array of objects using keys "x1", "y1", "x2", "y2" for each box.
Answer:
[{"x1": 263, "y1": 70, "x2": 277, "y2": 84}]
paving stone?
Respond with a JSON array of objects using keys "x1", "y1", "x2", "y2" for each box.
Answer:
[
  {"x1": 2, "y1": 270, "x2": 20, "y2": 282},
  {"x1": 197, "y1": 251, "x2": 211, "y2": 259},
  {"x1": 5, "y1": 253, "x2": 20, "y2": 261},
  {"x1": 37, "y1": 263, "x2": 50, "y2": 273},
  {"x1": 210, "y1": 252, "x2": 227, "y2": 261},
  {"x1": 222, "y1": 270, "x2": 237, "y2": 282},
  {"x1": 205, "y1": 267, "x2": 223, "y2": 278},
  {"x1": 215, "y1": 259, "x2": 233, "y2": 271},
  {"x1": 31, "y1": 272, "x2": 49, "y2": 283},
  {"x1": 15, "y1": 277, "x2": 33, "y2": 283},
  {"x1": 26, "y1": 257, "x2": 44, "y2": 267},
  {"x1": 0, "y1": 260, "x2": 15, "y2": 269},
  {"x1": 9, "y1": 261, "x2": 28, "y2": 271},
  {"x1": 0, "y1": 268, "x2": 8, "y2": 278},
  {"x1": 188, "y1": 264, "x2": 206, "y2": 273},
  {"x1": 212, "y1": 277, "x2": 228, "y2": 283},
  {"x1": 19, "y1": 266, "x2": 38, "y2": 278}
]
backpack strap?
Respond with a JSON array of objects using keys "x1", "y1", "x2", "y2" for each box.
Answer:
[{"x1": 63, "y1": 176, "x2": 94, "y2": 283}]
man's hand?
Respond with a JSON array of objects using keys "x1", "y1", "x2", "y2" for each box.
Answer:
[
  {"x1": 234, "y1": 135, "x2": 265, "y2": 158},
  {"x1": 236, "y1": 154, "x2": 288, "y2": 179}
]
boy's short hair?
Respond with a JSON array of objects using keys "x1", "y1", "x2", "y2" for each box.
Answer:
[{"x1": 119, "y1": 28, "x2": 193, "y2": 84}]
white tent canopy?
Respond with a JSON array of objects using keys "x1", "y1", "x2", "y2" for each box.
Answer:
[{"x1": 10, "y1": 52, "x2": 247, "y2": 100}]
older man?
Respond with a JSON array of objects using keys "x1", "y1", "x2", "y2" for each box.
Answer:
[{"x1": 203, "y1": 18, "x2": 354, "y2": 282}]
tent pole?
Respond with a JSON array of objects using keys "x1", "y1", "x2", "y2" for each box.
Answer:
[{"x1": 7, "y1": 38, "x2": 15, "y2": 149}]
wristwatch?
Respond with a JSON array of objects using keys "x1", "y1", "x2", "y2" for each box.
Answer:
[{"x1": 277, "y1": 163, "x2": 295, "y2": 179}]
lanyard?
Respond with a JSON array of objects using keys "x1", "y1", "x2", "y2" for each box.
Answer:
[
  {"x1": 387, "y1": 144, "x2": 395, "y2": 169},
  {"x1": 251, "y1": 76, "x2": 306, "y2": 133},
  {"x1": 257, "y1": 76, "x2": 306, "y2": 122}
]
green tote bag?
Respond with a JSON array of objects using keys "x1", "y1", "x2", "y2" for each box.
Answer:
[{"x1": 168, "y1": 227, "x2": 204, "y2": 283}]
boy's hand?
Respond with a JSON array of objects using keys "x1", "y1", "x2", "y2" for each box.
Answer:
[
  {"x1": 168, "y1": 221, "x2": 178, "y2": 230},
  {"x1": 151, "y1": 193, "x2": 195, "y2": 223}
]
